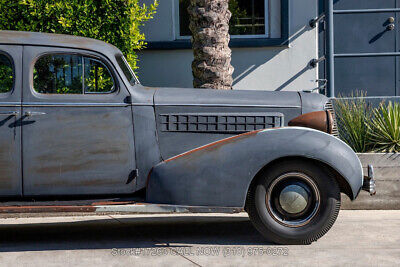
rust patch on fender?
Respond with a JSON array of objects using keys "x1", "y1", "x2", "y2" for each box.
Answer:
[
  {"x1": 288, "y1": 111, "x2": 330, "y2": 133},
  {"x1": 145, "y1": 167, "x2": 154, "y2": 188},
  {"x1": 164, "y1": 130, "x2": 263, "y2": 163}
]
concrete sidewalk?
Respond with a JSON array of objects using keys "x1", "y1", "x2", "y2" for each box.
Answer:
[{"x1": 0, "y1": 210, "x2": 399, "y2": 266}]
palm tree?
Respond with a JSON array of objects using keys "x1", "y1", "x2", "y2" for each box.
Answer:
[{"x1": 188, "y1": 0, "x2": 234, "y2": 90}]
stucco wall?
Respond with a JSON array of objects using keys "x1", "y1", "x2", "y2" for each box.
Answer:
[{"x1": 137, "y1": 0, "x2": 319, "y2": 92}]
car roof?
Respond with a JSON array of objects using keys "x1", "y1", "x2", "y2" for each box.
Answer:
[{"x1": 0, "y1": 31, "x2": 122, "y2": 57}]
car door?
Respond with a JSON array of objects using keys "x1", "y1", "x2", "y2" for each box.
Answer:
[
  {"x1": 0, "y1": 45, "x2": 22, "y2": 197},
  {"x1": 22, "y1": 46, "x2": 136, "y2": 196}
]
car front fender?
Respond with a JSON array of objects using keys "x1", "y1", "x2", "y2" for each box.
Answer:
[{"x1": 146, "y1": 127, "x2": 363, "y2": 207}]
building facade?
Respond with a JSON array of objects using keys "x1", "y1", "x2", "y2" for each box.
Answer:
[{"x1": 138, "y1": 0, "x2": 400, "y2": 99}]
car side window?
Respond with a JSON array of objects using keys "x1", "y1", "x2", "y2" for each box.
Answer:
[
  {"x1": 33, "y1": 54, "x2": 114, "y2": 94},
  {"x1": 0, "y1": 53, "x2": 14, "y2": 94},
  {"x1": 84, "y1": 58, "x2": 114, "y2": 93},
  {"x1": 34, "y1": 54, "x2": 82, "y2": 94}
]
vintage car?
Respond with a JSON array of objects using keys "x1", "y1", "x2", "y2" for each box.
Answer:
[{"x1": 0, "y1": 31, "x2": 375, "y2": 244}]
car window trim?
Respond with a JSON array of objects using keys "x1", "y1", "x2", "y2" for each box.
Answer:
[
  {"x1": 83, "y1": 57, "x2": 115, "y2": 94},
  {"x1": 32, "y1": 52, "x2": 118, "y2": 96},
  {"x1": 116, "y1": 55, "x2": 139, "y2": 85},
  {"x1": 0, "y1": 50, "x2": 15, "y2": 95}
]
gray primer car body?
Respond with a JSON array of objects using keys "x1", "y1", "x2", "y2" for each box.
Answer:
[
  {"x1": 0, "y1": 31, "x2": 362, "y2": 207},
  {"x1": 147, "y1": 127, "x2": 363, "y2": 207}
]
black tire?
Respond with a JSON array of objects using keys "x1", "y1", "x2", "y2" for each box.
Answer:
[{"x1": 246, "y1": 159, "x2": 341, "y2": 245}]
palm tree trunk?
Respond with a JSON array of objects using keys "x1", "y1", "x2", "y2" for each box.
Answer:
[{"x1": 188, "y1": 0, "x2": 234, "y2": 90}]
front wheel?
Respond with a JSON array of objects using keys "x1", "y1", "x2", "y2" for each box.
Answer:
[{"x1": 246, "y1": 159, "x2": 341, "y2": 245}]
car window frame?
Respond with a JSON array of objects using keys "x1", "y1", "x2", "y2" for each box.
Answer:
[
  {"x1": 115, "y1": 54, "x2": 139, "y2": 86},
  {"x1": 32, "y1": 52, "x2": 118, "y2": 96},
  {"x1": 0, "y1": 50, "x2": 15, "y2": 96},
  {"x1": 83, "y1": 56, "x2": 116, "y2": 94}
]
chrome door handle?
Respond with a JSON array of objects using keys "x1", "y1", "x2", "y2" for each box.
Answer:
[
  {"x1": 24, "y1": 111, "x2": 46, "y2": 117},
  {"x1": 387, "y1": 23, "x2": 395, "y2": 31},
  {"x1": 0, "y1": 111, "x2": 19, "y2": 116}
]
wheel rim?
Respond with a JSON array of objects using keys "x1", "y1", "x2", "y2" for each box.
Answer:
[{"x1": 266, "y1": 172, "x2": 320, "y2": 228}]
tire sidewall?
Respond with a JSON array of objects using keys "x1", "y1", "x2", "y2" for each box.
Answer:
[{"x1": 253, "y1": 160, "x2": 340, "y2": 242}]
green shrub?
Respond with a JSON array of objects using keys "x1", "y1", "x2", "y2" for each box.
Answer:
[
  {"x1": 368, "y1": 101, "x2": 400, "y2": 153},
  {"x1": 334, "y1": 92, "x2": 372, "y2": 153},
  {"x1": 0, "y1": 0, "x2": 158, "y2": 71},
  {"x1": 335, "y1": 92, "x2": 400, "y2": 153}
]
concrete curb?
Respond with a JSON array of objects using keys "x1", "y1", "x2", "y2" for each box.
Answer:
[{"x1": 341, "y1": 153, "x2": 400, "y2": 210}]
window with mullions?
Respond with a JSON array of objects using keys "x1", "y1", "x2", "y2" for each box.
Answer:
[
  {"x1": 178, "y1": 0, "x2": 269, "y2": 38},
  {"x1": 33, "y1": 54, "x2": 115, "y2": 94}
]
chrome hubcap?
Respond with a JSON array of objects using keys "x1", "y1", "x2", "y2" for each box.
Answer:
[
  {"x1": 266, "y1": 172, "x2": 320, "y2": 228},
  {"x1": 279, "y1": 184, "x2": 309, "y2": 214}
]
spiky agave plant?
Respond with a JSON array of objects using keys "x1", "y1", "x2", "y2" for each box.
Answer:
[
  {"x1": 334, "y1": 92, "x2": 372, "y2": 152},
  {"x1": 368, "y1": 101, "x2": 400, "y2": 153}
]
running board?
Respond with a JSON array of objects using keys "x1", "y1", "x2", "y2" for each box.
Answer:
[{"x1": 0, "y1": 199, "x2": 243, "y2": 216}]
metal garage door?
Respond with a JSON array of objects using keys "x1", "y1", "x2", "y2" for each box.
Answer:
[{"x1": 324, "y1": 0, "x2": 400, "y2": 97}]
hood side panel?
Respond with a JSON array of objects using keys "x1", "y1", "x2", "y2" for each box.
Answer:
[
  {"x1": 155, "y1": 105, "x2": 301, "y2": 160},
  {"x1": 154, "y1": 88, "x2": 301, "y2": 107},
  {"x1": 299, "y1": 92, "x2": 329, "y2": 114}
]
